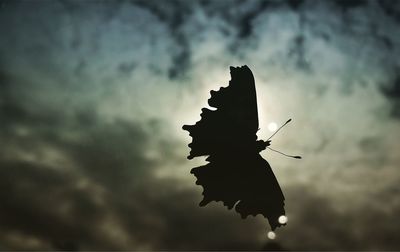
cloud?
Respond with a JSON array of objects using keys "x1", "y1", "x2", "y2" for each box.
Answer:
[
  {"x1": 0, "y1": 70, "x2": 267, "y2": 250},
  {"x1": 0, "y1": 0, "x2": 400, "y2": 250},
  {"x1": 280, "y1": 184, "x2": 400, "y2": 250},
  {"x1": 381, "y1": 74, "x2": 400, "y2": 118}
]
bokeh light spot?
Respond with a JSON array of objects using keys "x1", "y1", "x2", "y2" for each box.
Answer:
[
  {"x1": 267, "y1": 122, "x2": 278, "y2": 132},
  {"x1": 267, "y1": 231, "x2": 276, "y2": 240},
  {"x1": 278, "y1": 215, "x2": 288, "y2": 224}
]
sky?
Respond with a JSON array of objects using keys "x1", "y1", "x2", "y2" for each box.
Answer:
[{"x1": 0, "y1": 0, "x2": 400, "y2": 250}]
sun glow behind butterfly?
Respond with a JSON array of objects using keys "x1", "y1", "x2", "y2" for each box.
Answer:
[{"x1": 267, "y1": 122, "x2": 278, "y2": 132}]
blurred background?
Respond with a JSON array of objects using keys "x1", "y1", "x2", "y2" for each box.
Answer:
[{"x1": 0, "y1": 0, "x2": 399, "y2": 250}]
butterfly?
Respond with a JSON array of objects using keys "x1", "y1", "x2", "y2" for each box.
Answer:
[{"x1": 183, "y1": 65, "x2": 298, "y2": 231}]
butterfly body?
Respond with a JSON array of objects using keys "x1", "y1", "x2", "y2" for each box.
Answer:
[{"x1": 183, "y1": 65, "x2": 286, "y2": 231}]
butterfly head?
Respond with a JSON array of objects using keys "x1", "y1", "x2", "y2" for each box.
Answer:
[{"x1": 256, "y1": 140, "x2": 271, "y2": 152}]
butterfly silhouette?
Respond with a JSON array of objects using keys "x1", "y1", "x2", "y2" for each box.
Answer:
[{"x1": 183, "y1": 65, "x2": 288, "y2": 231}]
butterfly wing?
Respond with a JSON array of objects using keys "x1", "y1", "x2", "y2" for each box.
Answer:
[
  {"x1": 183, "y1": 65, "x2": 286, "y2": 231},
  {"x1": 182, "y1": 66, "x2": 258, "y2": 159},
  {"x1": 191, "y1": 153, "x2": 285, "y2": 231}
]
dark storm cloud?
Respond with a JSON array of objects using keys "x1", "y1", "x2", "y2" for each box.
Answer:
[
  {"x1": 381, "y1": 74, "x2": 400, "y2": 118},
  {"x1": 378, "y1": 0, "x2": 400, "y2": 23},
  {"x1": 282, "y1": 186, "x2": 358, "y2": 250},
  {"x1": 287, "y1": 35, "x2": 312, "y2": 72},
  {"x1": 0, "y1": 72, "x2": 159, "y2": 249},
  {"x1": 0, "y1": 160, "x2": 106, "y2": 250},
  {"x1": 281, "y1": 184, "x2": 400, "y2": 250},
  {"x1": 1, "y1": 0, "x2": 400, "y2": 250},
  {"x1": 334, "y1": 0, "x2": 367, "y2": 10},
  {"x1": 133, "y1": 0, "x2": 193, "y2": 79},
  {"x1": 200, "y1": 0, "x2": 272, "y2": 39},
  {"x1": 111, "y1": 181, "x2": 269, "y2": 250},
  {"x1": 0, "y1": 71, "x2": 268, "y2": 250}
]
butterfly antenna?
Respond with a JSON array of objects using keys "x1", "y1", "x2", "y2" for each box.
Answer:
[
  {"x1": 267, "y1": 147, "x2": 302, "y2": 159},
  {"x1": 267, "y1": 119, "x2": 292, "y2": 141}
]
